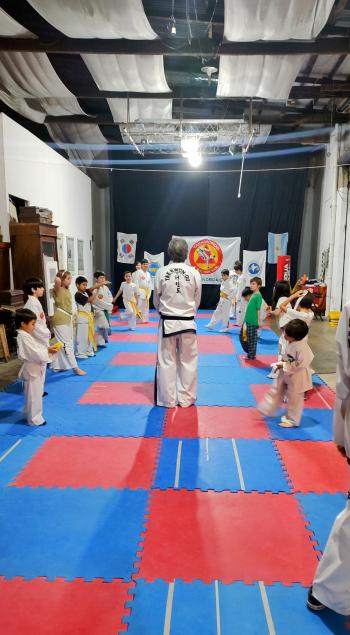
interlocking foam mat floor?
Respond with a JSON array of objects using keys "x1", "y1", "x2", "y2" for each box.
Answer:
[{"x1": 0, "y1": 311, "x2": 349, "y2": 633}]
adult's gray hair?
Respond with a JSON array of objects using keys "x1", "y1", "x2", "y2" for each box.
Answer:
[{"x1": 168, "y1": 237, "x2": 188, "y2": 262}]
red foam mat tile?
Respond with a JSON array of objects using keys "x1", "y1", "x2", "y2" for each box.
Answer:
[
  {"x1": 197, "y1": 335, "x2": 235, "y2": 354},
  {"x1": 12, "y1": 437, "x2": 159, "y2": 489},
  {"x1": 111, "y1": 352, "x2": 157, "y2": 366},
  {"x1": 79, "y1": 381, "x2": 154, "y2": 405},
  {"x1": 0, "y1": 577, "x2": 130, "y2": 635},
  {"x1": 164, "y1": 405, "x2": 269, "y2": 438},
  {"x1": 275, "y1": 440, "x2": 349, "y2": 493},
  {"x1": 239, "y1": 355, "x2": 278, "y2": 368},
  {"x1": 137, "y1": 490, "x2": 318, "y2": 584},
  {"x1": 304, "y1": 385, "x2": 335, "y2": 409},
  {"x1": 251, "y1": 384, "x2": 334, "y2": 410},
  {"x1": 109, "y1": 333, "x2": 157, "y2": 342}
]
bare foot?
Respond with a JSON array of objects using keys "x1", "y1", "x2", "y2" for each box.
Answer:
[{"x1": 73, "y1": 367, "x2": 87, "y2": 376}]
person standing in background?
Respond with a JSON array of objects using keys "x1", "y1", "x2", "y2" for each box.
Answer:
[
  {"x1": 51, "y1": 271, "x2": 86, "y2": 375},
  {"x1": 134, "y1": 259, "x2": 152, "y2": 323}
]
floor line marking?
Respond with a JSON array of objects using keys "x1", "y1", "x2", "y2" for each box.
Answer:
[
  {"x1": 0, "y1": 439, "x2": 22, "y2": 463},
  {"x1": 231, "y1": 439, "x2": 245, "y2": 491},
  {"x1": 163, "y1": 581, "x2": 175, "y2": 635},
  {"x1": 205, "y1": 437, "x2": 209, "y2": 462},
  {"x1": 259, "y1": 581, "x2": 276, "y2": 635},
  {"x1": 174, "y1": 441, "x2": 182, "y2": 488},
  {"x1": 215, "y1": 580, "x2": 222, "y2": 635},
  {"x1": 313, "y1": 384, "x2": 332, "y2": 410}
]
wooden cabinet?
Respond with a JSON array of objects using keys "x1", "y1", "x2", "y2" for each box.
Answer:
[{"x1": 10, "y1": 223, "x2": 58, "y2": 313}]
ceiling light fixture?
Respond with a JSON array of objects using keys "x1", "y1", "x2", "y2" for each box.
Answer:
[{"x1": 201, "y1": 65, "x2": 218, "y2": 85}]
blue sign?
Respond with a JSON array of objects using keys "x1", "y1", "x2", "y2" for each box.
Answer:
[{"x1": 248, "y1": 262, "x2": 261, "y2": 275}]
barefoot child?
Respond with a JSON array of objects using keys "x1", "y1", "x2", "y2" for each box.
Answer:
[
  {"x1": 206, "y1": 269, "x2": 234, "y2": 332},
  {"x1": 16, "y1": 308, "x2": 58, "y2": 426},
  {"x1": 75, "y1": 276, "x2": 99, "y2": 359},
  {"x1": 241, "y1": 277, "x2": 263, "y2": 360},
  {"x1": 92, "y1": 270, "x2": 113, "y2": 346},
  {"x1": 113, "y1": 271, "x2": 141, "y2": 330},
  {"x1": 51, "y1": 271, "x2": 86, "y2": 375}
]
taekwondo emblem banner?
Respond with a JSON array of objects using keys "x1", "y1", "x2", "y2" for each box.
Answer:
[
  {"x1": 173, "y1": 235, "x2": 241, "y2": 284},
  {"x1": 117, "y1": 232, "x2": 137, "y2": 264},
  {"x1": 268, "y1": 232, "x2": 288, "y2": 264},
  {"x1": 243, "y1": 250, "x2": 266, "y2": 285},
  {"x1": 144, "y1": 251, "x2": 164, "y2": 288}
]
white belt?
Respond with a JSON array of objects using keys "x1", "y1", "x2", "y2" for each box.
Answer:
[{"x1": 57, "y1": 307, "x2": 72, "y2": 317}]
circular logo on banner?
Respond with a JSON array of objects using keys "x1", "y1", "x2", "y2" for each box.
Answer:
[
  {"x1": 189, "y1": 239, "x2": 223, "y2": 275},
  {"x1": 149, "y1": 262, "x2": 160, "y2": 277},
  {"x1": 122, "y1": 243, "x2": 132, "y2": 254},
  {"x1": 247, "y1": 261, "x2": 261, "y2": 276}
]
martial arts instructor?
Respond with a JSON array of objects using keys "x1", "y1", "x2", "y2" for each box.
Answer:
[{"x1": 153, "y1": 238, "x2": 202, "y2": 408}]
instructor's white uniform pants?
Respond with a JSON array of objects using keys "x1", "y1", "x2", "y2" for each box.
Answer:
[
  {"x1": 51, "y1": 324, "x2": 77, "y2": 370},
  {"x1": 156, "y1": 328, "x2": 198, "y2": 408},
  {"x1": 208, "y1": 299, "x2": 231, "y2": 329},
  {"x1": 313, "y1": 494, "x2": 350, "y2": 615}
]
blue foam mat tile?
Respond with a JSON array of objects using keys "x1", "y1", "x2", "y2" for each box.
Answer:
[
  {"x1": 296, "y1": 493, "x2": 348, "y2": 551},
  {"x1": 127, "y1": 580, "x2": 270, "y2": 635},
  {"x1": 199, "y1": 364, "x2": 273, "y2": 385},
  {"x1": 45, "y1": 366, "x2": 106, "y2": 383},
  {"x1": 198, "y1": 353, "x2": 238, "y2": 367},
  {"x1": 0, "y1": 436, "x2": 46, "y2": 486},
  {"x1": 236, "y1": 439, "x2": 291, "y2": 492},
  {"x1": 266, "y1": 409, "x2": 333, "y2": 441},
  {"x1": 155, "y1": 439, "x2": 242, "y2": 491},
  {"x1": 97, "y1": 365, "x2": 156, "y2": 383},
  {"x1": 0, "y1": 487, "x2": 148, "y2": 581},
  {"x1": 312, "y1": 374, "x2": 326, "y2": 386},
  {"x1": 106, "y1": 342, "x2": 157, "y2": 352},
  {"x1": 197, "y1": 382, "x2": 256, "y2": 406},
  {"x1": 266, "y1": 583, "x2": 349, "y2": 634},
  {"x1": 2, "y1": 379, "x2": 23, "y2": 394},
  {"x1": 75, "y1": 348, "x2": 118, "y2": 365}
]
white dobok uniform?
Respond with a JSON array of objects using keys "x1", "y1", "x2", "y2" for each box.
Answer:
[
  {"x1": 120, "y1": 281, "x2": 139, "y2": 330},
  {"x1": 229, "y1": 271, "x2": 238, "y2": 317},
  {"x1": 235, "y1": 273, "x2": 247, "y2": 326},
  {"x1": 259, "y1": 337, "x2": 314, "y2": 426},
  {"x1": 93, "y1": 285, "x2": 113, "y2": 346},
  {"x1": 153, "y1": 262, "x2": 202, "y2": 408},
  {"x1": 134, "y1": 270, "x2": 152, "y2": 322},
  {"x1": 17, "y1": 329, "x2": 50, "y2": 425},
  {"x1": 312, "y1": 302, "x2": 350, "y2": 616},
  {"x1": 75, "y1": 291, "x2": 95, "y2": 357},
  {"x1": 207, "y1": 279, "x2": 235, "y2": 329},
  {"x1": 24, "y1": 295, "x2": 51, "y2": 381}
]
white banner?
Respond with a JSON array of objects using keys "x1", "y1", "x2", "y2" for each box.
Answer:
[
  {"x1": 117, "y1": 232, "x2": 137, "y2": 264},
  {"x1": 243, "y1": 250, "x2": 266, "y2": 285},
  {"x1": 144, "y1": 251, "x2": 164, "y2": 288},
  {"x1": 173, "y1": 235, "x2": 241, "y2": 284}
]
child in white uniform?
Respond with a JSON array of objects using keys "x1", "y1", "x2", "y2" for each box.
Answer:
[
  {"x1": 232, "y1": 262, "x2": 247, "y2": 327},
  {"x1": 75, "y1": 276, "x2": 99, "y2": 358},
  {"x1": 113, "y1": 271, "x2": 140, "y2": 330},
  {"x1": 52, "y1": 271, "x2": 86, "y2": 375},
  {"x1": 134, "y1": 259, "x2": 152, "y2": 323},
  {"x1": 23, "y1": 277, "x2": 51, "y2": 394},
  {"x1": 93, "y1": 270, "x2": 113, "y2": 346},
  {"x1": 132, "y1": 261, "x2": 141, "y2": 283},
  {"x1": 206, "y1": 269, "x2": 234, "y2": 332},
  {"x1": 16, "y1": 308, "x2": 58, "y2": 426},
  {"x1": 258, "y1": 319, "x2": 314, "y2": 428}
]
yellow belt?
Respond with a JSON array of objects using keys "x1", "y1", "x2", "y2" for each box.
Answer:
[
  {"x1": 78, "y1": 311, "x2": 97, "y2": 351},
  {"x1": 129, "y1": 299, "x2": 142, "y2": 319},
  {"x1": 220, "y1": 291, "x2": 228, "y2": 299}
]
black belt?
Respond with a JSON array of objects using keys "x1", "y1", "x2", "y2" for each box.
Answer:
[
  {"x1": 159, "y1": 314, "x2": 196, "y2": 337},
  {"x1": 160, "y1": 314, "x2": 195, "y2": 320}
]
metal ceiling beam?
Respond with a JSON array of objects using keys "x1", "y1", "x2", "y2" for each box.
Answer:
[{"x1": 1, "y1": 36, "x2": 350, "y2": 55}]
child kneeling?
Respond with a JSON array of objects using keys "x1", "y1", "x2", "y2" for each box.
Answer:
[{"x1": 258, "y1": 319, "x2": 313, "y2": 428}]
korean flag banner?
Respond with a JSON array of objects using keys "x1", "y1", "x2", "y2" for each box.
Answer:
[
  {"x1": 243, "y1": 250, "x2": 266, "y2": 286},
  {"x1": 144, "y1": 251, "x2": 164, "y2": 288},
  {"x1": 117, "y1": 232, "x2": 137, "y2": 264}
]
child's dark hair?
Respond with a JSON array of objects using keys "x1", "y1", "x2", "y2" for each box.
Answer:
[
  {"x1": 124, "y1": 271, "x2": 132, "y2": 278},
  {"x1": 284, "y1": 319, "x2": 309, "y2": 341},
  {"x1": 141, "y1": 259, "x2": 149, "y2": 265},
  {"x1": 15, "y1": 308, "x2": 36, "y2": 329},
  {"x1": 76, "y1": 276, "x2": 87, "y2": 285},
  {"x1": 135, "y1": 261, "x2": 141, "y2": 266},
  {"x1": 299, "y1": 292, "x2": 314, "y2": 309},
  {"x1": 271, "y1": 280, "x2": 291, "y2": 310},
  {"x1": 94, "y1": 270, "x2": 105, "y2": 278},
  {"x1": 221, "y1": 269, "x2": 230, "y2": 276},
  {"x1": 242, "y1": 286, "x2": 253, "y2": 298},
  {"x1": 23, "y1": 277, "x2": 44, "y2": 296},
  {"x1": 234, "y1": 261, "x2": 243, "y2": 272},
  {"x1": 251, "y1": 276, "x2": 262, "y2": 287}
]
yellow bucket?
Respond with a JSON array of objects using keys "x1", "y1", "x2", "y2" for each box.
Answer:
[{"x1": 328, "y1": 310, "x2": 341, "y2": 326}]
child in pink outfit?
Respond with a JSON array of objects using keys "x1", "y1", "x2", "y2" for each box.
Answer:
[{"x1": 258, "y1": 319, "x2": 314, "y2": 428}]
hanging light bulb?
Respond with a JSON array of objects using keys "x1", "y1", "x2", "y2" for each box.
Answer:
[
  {"x1": 188, "y1": 152, "x2": 202, "y2": 168},
  {"x1": 168, "y1": 15, "x2": 176, "y2": 35},
  {"x1": 181, "y1": 137, "x2": 199, "y2": 155}
]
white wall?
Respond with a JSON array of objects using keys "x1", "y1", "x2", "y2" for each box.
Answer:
[{"x1": 0, "y1": 113, "x2": 93, "y2": 284}]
